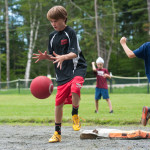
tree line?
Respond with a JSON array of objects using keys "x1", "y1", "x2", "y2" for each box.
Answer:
[{"x1": 0, "y1": 0, "x2": 149, "y2": 83}]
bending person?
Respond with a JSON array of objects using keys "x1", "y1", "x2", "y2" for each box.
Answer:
[{"x1": 120, "y1": 37, "x2": 150, "y2": 126}]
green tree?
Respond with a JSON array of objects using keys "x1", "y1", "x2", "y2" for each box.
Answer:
[{"x1": 111, "y1": 0, "x2": 148, "y2": 77}]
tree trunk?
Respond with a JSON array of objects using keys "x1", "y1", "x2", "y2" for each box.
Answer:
[
  {"x1": 94, "y1": 0, "x2": 101, "y2": 57},
  {"x1": 5, "y1": 0, "x2": 10, "y2": 88},
  {"x1": 105, "y1": 0, "x2": 116, "y2": 69},
  {"x1": 0, "y1": 49, "x2": 1, "y2": 89},
  {"x1": 147, "y1": 0, "x2": 150, "y2": 36},
  {"x1": 25, "y1": 3, "x2": 40, "y2": 87}
]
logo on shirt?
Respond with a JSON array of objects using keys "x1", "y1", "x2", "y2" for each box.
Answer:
[
  {"x1": 76, "y1": 83, "x2": 82, "y2": 89},
  {"x1": 61, "y1": 39, "x2": 68, "y2": 45},
  {"x1": 97, "y1": 71, "x2": 104, "y2": 76}
]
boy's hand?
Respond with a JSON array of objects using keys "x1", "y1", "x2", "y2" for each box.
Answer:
[
  {"x1": 120, "y1": 37, "x2": 127, "y2": 45},
  {"x1": 91, "y1": 61, "x2": 96, "y2": 71},
  {"x1": 51, "y1": 51, "x2": 66, "y2": 70},
  {"x1": 32, "y1": 50, "x2": 53, "y2": 63},
  {"x1": 91, "y1": 62, "x2": 95, "y2": 65},
  {"x1": 103, "y1": 74, "x2": 109, "y2": 78}
]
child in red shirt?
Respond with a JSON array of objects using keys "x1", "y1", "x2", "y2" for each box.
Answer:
[{"x1": 92, "y1": 57, "x2": 113, "y2": 113}]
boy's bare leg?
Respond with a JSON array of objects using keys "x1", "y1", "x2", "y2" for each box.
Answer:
[
  {"x1": 55, "y1": 103, "x2": 64, "y2": 123},
  {"x1": 95, "y1": 100, "x2": 99, "y2": 112},
  {"x1": 72, "y1": 92, "x2": 80, "y2": 106},
  {"x1": 49, "y1": 103, "x2": 63, "y2": 143},
  {"x1": 106, "y1": 99, "x2": 113, "y2": 112}
]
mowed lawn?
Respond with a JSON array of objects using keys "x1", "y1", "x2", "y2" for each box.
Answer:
[{"x1": 0, "y1": 90, "x2": 150, "y2": 126}]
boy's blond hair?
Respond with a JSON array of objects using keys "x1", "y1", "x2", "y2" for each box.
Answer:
[{"x1": 47, "y1": 6, "x2": 67, "y2": 23}]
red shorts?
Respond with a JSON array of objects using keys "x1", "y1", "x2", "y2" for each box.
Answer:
[{"x1": 55, "y1": 76, "x2": 84, "y2": 106}]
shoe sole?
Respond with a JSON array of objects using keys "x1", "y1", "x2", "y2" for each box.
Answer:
[
  {"x1": 49, "y1": 141, "x2": 60, "y2": 143},
  {"x1": 73, "y1": 128, "x2": 81, "y2": 131},
  {"x1": 141, "y1": 106, "x2": 148, "y2": 126},
  {"x1": 49, "y1": 139, "x2": 61, "y2": 143}
]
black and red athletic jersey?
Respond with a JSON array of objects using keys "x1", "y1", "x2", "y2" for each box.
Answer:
[{"x1": 48, "y1": 26, "x2": 87, "y2": 86}]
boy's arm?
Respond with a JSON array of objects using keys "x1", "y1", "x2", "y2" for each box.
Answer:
[
  {"x1": 51, "y1": 52, "x2": 77, "y2": 70},
  {"x1": 62, "y1": 52, "x2": 77, "y2": 60},
  {"x1": 32, "y1": 50, "x2": 53, "y2": 63},
  {"x1": 120, "y1": 37, "x2": 136, "y2": 58},
  {"x1": 104, "y1": 73, "x2": 111, "y2": 79},
  {"x1": 91, "y1": 62, "x2": 96, "y2": 72},
  {"x1": 104, "y1": 69, "x2": 111, "y2": 79}
]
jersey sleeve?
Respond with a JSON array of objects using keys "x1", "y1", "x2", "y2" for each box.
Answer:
[
  {"x1": 105, "y1": 69, "x2": 110, "y2": 75},
  {"x1": 93, "y1": 69, "x2": 97, "y2": 75},
  {"x1": 67, "y1": 30, "x2": 78, "y2": 55},
  {"x1": 133, "y1": 42, "x2": 150, "y2": 82},
  {"x1": 48, "y1": 34, "x2": 54, "y2": 55},
  {"x1": 133, "y1": 43, "x2": 147, "y2": 59}
]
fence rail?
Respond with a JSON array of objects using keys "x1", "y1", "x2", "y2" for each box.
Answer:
[{"x1": 0, "y1": 76, "x2": 149, "y2": 94}]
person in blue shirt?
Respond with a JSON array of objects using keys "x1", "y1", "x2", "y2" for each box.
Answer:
[{"x1": 120, "y1": 37, "x2": 150, "y2": 126}]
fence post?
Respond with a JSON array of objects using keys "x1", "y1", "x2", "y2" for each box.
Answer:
[
  {"x1": 18, "y1": 78, "x2": 20, "y2": 94},
  {"x1": 110, "y1": 79, "x2": 113, "y2": 93},
  {"x1": 148, "y1": 81, "x2": 149, "y2": 94}
]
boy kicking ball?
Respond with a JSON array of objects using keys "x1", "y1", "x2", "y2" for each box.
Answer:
[
  {"x1": 33, "y1": 6, "x2": 87, "y2": 142},
  {"x1": 92, "y1": 57, "x2": 113, "y2": 114},
  {"x1": 120, "y1": 36, "x2": 150, "y2": 126}
]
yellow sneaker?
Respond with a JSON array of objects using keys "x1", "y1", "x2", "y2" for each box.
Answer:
[
  {"x1": 49, "y1": 131, "x2": 61, "y2": 143},
  {"x1": 72, "y1": 114, "x2": 81, "y2": 131}
]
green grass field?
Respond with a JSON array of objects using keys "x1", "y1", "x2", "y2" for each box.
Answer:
[{"x1": 0, "y1": 88, "x2": 150, "y2": 126}]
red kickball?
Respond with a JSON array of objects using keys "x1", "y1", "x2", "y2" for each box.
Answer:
[{"x1": 30, "y1": 76, "x2": 53, "y2": 99}]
